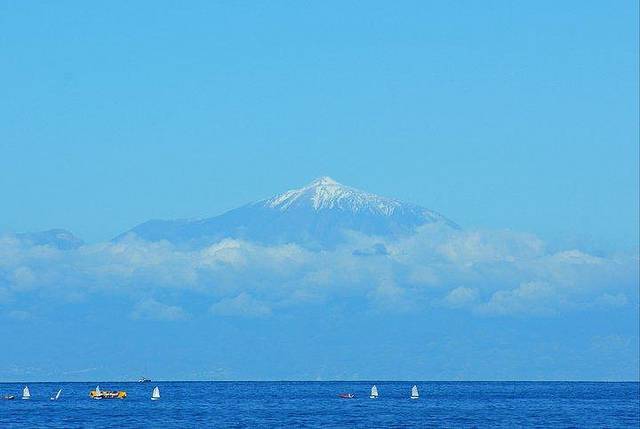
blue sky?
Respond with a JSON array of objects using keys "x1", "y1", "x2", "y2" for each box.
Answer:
[
  {"x1": 1, "y1": 0, "x2": 638, "y2": 247},
  {"x1": 0, "y1": 1, "x2": 638, "y2": 381}
]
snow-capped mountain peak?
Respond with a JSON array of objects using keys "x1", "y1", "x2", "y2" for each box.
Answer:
[
  {"x1": 310, "y1": 176, "x2": 339, "y2": 186},
  {"x1": 264, "y1": 176, "x2": 404, "y2": 215},
  {"x1": 121, "y1": 176, "x2": 458, "y2": 248}
]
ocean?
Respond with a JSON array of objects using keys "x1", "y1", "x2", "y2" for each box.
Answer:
[{"x1": 1, "y1": 381, "x2": 638, "y2": 428}]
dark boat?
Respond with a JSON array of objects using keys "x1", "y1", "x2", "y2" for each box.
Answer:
[
  {"x1": 3, "y1": 394, "x2": 15, "y2": 400},
  {"x1": 338, "y1": 393, "x2": 355, "y2": 399}
]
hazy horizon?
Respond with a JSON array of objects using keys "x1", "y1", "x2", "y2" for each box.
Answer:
[{"x1": 1, "y1": 1, "x2": 638, "y2": 383}]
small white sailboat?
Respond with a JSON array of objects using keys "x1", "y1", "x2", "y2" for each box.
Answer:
[
  {"x1": 92, "y1": 385, "x2": 102, "y2": 400},
  {"x1": 151, "y1": 386, "x2": 160, "y2": 401},
  {"x1": 22, "y1": 386, "x2": 31, "y2": 400},
  {"x1": 369, "y1": 385, "x2": 378, "y2": 399},
  {"x1": 411, "y1": 385, "x2": 419, "y2": 399},
  {"x1": 50, "y1": 389, "x2": 62, "y2": 400}
]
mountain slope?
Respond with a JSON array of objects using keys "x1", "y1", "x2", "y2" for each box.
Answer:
[{"x1": 120, "y1": 177, "x2": 458, "y2": 248}]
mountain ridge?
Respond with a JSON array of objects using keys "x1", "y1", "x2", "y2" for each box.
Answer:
[
  {"x1": 118, "y1": 177, "x2": 458, "y2": 249},
  {"x1": 12, "y1": 229, "x2": 84, "y2": 250}
]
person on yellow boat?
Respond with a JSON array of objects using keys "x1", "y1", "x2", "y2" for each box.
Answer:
[{"x1": 89, "y1": 386, "x2": 127, "y2": 399}]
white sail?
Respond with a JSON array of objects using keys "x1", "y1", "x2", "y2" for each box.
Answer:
[
  {"x1": 51, "y1": 389, "x2": 62, "y2": 400},
  {"x1": 151, "y1": 386, "x2": 160, "y2": 400},
  {"x1": 95, "y1": 386, "x2": 101, "y2": 395},
  {"x1": 22, "y1": 386, "x2": 31, "y2": 399},
  {"x1": 411, "y1": 385, "x2": 419, "y2": 399},
  {"x1": 370, "y1": 385, "x2": 378, "y2": 398}
]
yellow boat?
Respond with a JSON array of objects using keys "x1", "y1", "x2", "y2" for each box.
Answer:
[{"x1": 89, "y1": 386, "x2": 127, "y2": 399}]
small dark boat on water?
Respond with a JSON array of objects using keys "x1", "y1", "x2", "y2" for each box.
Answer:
[
  {"x1": 3, "y1": 394, "x2": 15, "y2": 400},
  {"x1": 338, "y1": 393, "x2": 355, "y2": 399}
]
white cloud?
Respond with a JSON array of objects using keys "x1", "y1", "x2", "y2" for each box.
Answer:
[
  {"x1": 477, "y1": 282, "x2": 557, "y2": 315},
  {"x1": 131, "y1": 298, "x2": 187, "y2": 321},
  {"x1": 444, "y1": 287, "x2": 479, "y2": 308},
  {"x1": 436, "y1": 230, "x2": 545, "y2": 265},
  {"x1": 0, "y1": 227, "x2": 637, "y2": 319},
  {"x1": 550, "y1": 250, "x2": 604, "y2": 265},
  {"x1": 210, "y1": 293, "x2": 272, "y2": 318}
]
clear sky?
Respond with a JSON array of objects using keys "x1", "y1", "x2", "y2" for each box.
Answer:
[
  {"x1": 1, "y1": 0, "x2": 638, "y2": 248},
  {"x1": 0, "y1": 2, "x2": 638, "y2": 382}
]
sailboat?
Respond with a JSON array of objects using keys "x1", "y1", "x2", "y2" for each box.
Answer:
[
  {"x1": 411, "y1": 385, "x2": 419, "y2": 399},
  {"x1": 91, "y1": 385, "x2": 102, "y2": 400},
  {"x1": 22, "y1": 386, "x2": 31, "y2": 400},
  {"x1": 50, "y1": 389, "x2": 62, "y2": 401},
  {"x1": 151, "y1": 386, "x2": 160, "y2": 401},
  {"x1": 369, "y1": 385, "x2": 378, "y2": 399}
]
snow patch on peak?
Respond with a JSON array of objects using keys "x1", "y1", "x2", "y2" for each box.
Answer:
[
  {"x1": 265, "y1": 177, "x2": 406, "y2": 216},
  {"x1": 310, "y1": 176, "x2": 339, "y2": 186}
]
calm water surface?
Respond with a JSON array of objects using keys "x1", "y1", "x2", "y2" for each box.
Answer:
[{"x1": 1, "y1": 381, "x2": 638, "y2": 428}]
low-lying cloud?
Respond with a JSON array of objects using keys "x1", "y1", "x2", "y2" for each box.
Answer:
[
  {"x1": 131, "y1": 298, "x2": 188, "y2": 321},
  {"x1": 0, "y1": 225, "x2": 637, "y2": 319}
]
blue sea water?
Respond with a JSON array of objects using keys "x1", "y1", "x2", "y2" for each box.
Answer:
[{"x1": 0, "y1": 381, "x2": 638, "y2": 428}]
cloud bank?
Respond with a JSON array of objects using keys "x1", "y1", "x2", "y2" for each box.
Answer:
[{"x1": 0, "y1": 225, "x2": 637, "y2": 319}]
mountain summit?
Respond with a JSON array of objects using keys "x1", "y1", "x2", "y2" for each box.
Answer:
[
  {"x1": 267, "y1": 176, "x2": 411, "y2": 215},
  {"x1": 121, "y1": 177, "x2": 457, "y2": 248}
]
